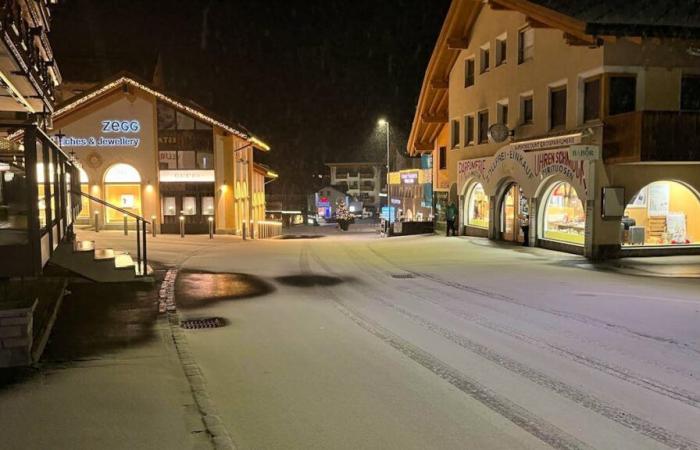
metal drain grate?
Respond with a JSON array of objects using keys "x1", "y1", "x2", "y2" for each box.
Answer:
[
  {"x1": 391, "y1": 273, "x2": 415, "y2": 279},
  {"x1": 180, "y1": 317, "x2": 225, "y2": 329}
]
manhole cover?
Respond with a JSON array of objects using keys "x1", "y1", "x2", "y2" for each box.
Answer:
[
  {"x1": 180, "y1": 317, "x2": 225, "y2": 329},
  {"x1": 391, "y1": 273, "x2": 415, "y2": 279}
]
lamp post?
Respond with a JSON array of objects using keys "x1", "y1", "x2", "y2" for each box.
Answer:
[{"x1": 378, "y1": 119, "x2": 391, "y2": 234}]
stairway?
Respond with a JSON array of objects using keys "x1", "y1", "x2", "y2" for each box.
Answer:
[{"x1": 50, "y1": 240, "x2": 152, "y2": 282}]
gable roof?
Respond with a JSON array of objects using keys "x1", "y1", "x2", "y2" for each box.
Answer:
[{"x1": 53, "y1": 72, "x2": 269, "y2": 148}]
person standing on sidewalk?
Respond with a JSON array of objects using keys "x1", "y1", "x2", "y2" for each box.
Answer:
[{"x1": 445, "y1": 202, "x2": 458, "y2": 237}]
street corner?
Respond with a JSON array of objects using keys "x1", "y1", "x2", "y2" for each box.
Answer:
[{"x1": 175, "y1": 271, "x2": 276, "y2": 310}]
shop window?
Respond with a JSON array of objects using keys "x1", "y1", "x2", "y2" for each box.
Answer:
[
  {"x1": 549, "y1": 86, "x2": 566, "y2": 129},
  {"x1": 480, "y1": 45, "x2": 490, "y2": 73},
  {"x1": 182, "y1": 197, "x2": 197, "y2": 216},
  {"x1": 583, "y1": 77, "x2": 601, "y2": 122},
  {"x1": 197, "y1": 151, "x2": 214, "y2": 169},
  {"x1": 542, "y1": 182, "x2": 585, "y2": 245},
  {"x1": 157, "y1": 102, "x2": 176, "y2": 130},
  {"x1": 681, "y1": 75, "x2": 700, "y2": 111},
  {"x1": 451, "y1": 120, "x2": 460, "y2": 148},
  {"x1": 159, "y1": 151, "x2": 178, "y2": 169},
  {"x1": 163, "y1": 197, "x2": 177, "y2": 216},
  {"x1": 177, "y1": 151, "x2": 196, "y2": 169},
  {"x1": 465, "y1": 58, "x2": 475, "y2": 87},
  {"x1": 202, "y1": 197, "x2": 215, "y2": 215},
  {"x1": 176, "y1": 111, "x2": 195, "y2": 130},
  {"x1": 501, "y1": 184, "x2": 527, "y2": 243},
  {"x1": 439, "y1": 147, "x2": 447, "y2": 170},
  {"x1": 478, "y1": 110, "x2": 489, "y2": 144},
  {"x1": 518, "y1": 27, "x2": 534, "y2": 63},
  {"x1": 466, "y1": 183, "x2": 489, "y2": 229},
  {"x1": 521, "y1": 95, "x2": 533, "y2": 124},
  {"x1": 496, "y1": 34, "x2": 507, "y2": 66},
  {"x1": 608, "y1": 75, "x2": 636, "y2": 116},
  {"x1": 465, "y1": 115, "x2": 474, "y2": 145},
  {"x1": 622, "y1": 181, "x2": 700, "y2": 247},
  {"x1": 195, "y1": 120, "x2": 213, "y2": 130}
]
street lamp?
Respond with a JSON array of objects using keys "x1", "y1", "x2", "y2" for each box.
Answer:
[{"x1": 378, "y1": 119, "x2": 391, "y2": 233}]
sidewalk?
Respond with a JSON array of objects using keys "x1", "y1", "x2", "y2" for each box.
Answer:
[{"x1": 0, "y1": 269, "x2": 209, "y2": 450}]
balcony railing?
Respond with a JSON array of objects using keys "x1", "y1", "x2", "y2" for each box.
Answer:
[{"x1": 603, "y1": 111, "x2": 700, "y2": 163}]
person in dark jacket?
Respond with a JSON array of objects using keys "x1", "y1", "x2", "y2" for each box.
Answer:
[{"x1": 445, "y1": 202, "x2": 458, "y2": 237}]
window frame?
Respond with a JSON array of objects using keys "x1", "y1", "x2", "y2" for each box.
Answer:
[
  {"x1": 480, "y1": 44, "x2": 490, "y2": 74},
  {"x1": 518, "y1": 27, "x2": 534, "y2": 64},
  {"x1": 495, "y1": 33, "x2": 507, "y2": 66},
  {"x1": 549, "y1": 85, "x2": 567, "y2": 130},
  {"x1": 451, "y1": 119, "x2": 460, "y2": 149},
  {"x1": 681, "y1": 74, "x2": 700, "y2": 111},
  {"x1": 438, "y1": 146, "x2": 447, "y2": 170},
  {"x1": 477, "y1": 109, "x2": 490, "y2": 144},
  {"x1": 605, "y1": 73, "x2": 637, "y2": 117},
  {"x1": 465, "y1": 57, "x2": 475, "y2": 88},
  {"x1": 582, "y1": 75, "x2": 603, "y2": 123},
  {"x1": 520, "y1": 94, "x2": 534, "y2": 125},
  {"x1": 464, "y1": 114, "x2": 475, "y2": 146},
  {"x1": 497, "y1": 100, "x2": 509, "y2": 126}
]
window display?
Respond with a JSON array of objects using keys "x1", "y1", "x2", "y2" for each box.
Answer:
[
  {"x1": 466, "y1": 183, "x2": 489, "y2": 228},
  {"x1": 202, "y1": 197, "x2": 214, "y2": 215},
  {"x1": 163, "y1": 197, "x2": 177, "y2": 216},
  {"x1": 622, "y1": 181, "x2": 700, "y2": 246},
  {"x1": 542, "y1": 182, "x2": 585, "y2": 245},
  {"x1": 501, "y1": 183, "x2": 527, "y2": 242},
  {"x1": 182, "y1": 196, "x2": 197, "y2": 216}
]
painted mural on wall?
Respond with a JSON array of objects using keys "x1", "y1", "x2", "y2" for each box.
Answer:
[{"x1": 458, "y1": 144, "x2": 589, "y2": 201}]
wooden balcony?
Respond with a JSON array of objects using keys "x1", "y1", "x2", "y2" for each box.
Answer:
[{"x1": 603, "y1": 111, "x2": 700, "y2": 163}]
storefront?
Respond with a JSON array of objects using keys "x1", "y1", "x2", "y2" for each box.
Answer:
[{"x1": 51, "y1": 75, "x2": 271, "y2": 235}]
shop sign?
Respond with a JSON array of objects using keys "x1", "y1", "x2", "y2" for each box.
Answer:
[
  {"x1": 569, "y1": 145, "x2": 600, "y2": 161},
  {"x1": 533, "y1": 150, "x2": 587, "y2": 193},
  {"x1": 510, "y1": 133, "x2": 581, "y2": 153},
  {"x1": 458, "y1": 159, "x2": 487, "y2": 179},
  {"x1": 61, "y1": 119, "x2": 142, "y2": 149},
  {"x1": 160, "y1": 170, "x2": 214, "y2": 183},
  {"x1": 400, "y1": 172, "x2": 418, "y2": 184}
]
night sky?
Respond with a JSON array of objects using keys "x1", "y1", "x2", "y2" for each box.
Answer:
[{"x1": 51, "y1": 1, "x2": 451, "y2": 204}]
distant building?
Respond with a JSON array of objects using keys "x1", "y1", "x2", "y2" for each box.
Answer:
[
  {"x1": 326, "y1": 162, "x2": 384, "y2": 213},
  {"x1": 311, "y1": 185, "x2": 350, "y2": 220}
]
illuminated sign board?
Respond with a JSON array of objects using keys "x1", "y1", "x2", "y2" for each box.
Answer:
[
  {"x1": 400, "y1": 172, "x2": 418, "y2": 184},
  {"x1": 60, "y1": 120, "x2": 142, "y2": 148},
  {"x1": 160, "y1": 170, "x2": 215, "y2": 183}
]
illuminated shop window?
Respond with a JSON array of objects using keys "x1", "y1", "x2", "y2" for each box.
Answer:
[
  {"x1": 78, "y1": 168, "x2": 90, "y2": 219},
  {"x1": 163, "y1": 197, "x2": 177, "y2": 216},
  {"x1": 202, "y1": 197, "x2": 214, "y2": 215},
  {"x1": 622, "y1": 181, "x2": 700, "y2": 247},
  {"x1": 182, "y1": 197, "x2": 197, "y2": 216},
  {"x1": 104, "y1": 164, "x2": 141, "y2": 223},
  {"x1": 542, "y1": 182, "x2": 585, "y2": 245},
  {"x1": 466, "y1": 183, "x2": 489, "y2": 229}
]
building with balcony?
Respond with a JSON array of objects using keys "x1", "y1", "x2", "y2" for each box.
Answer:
[
  {"x1": 51, "y1": 74, "x2": 276, "y2": 236},
  {"x1": 326, "y1": 162, "x2": 384, "y2": 214},
  {"x1": 408, "y1": 0, "x2": 700, "y2": 258}
]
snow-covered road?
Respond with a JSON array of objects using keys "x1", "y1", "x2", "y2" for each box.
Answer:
[{"x1": 88, "y1": 229, "x2": 700, "y2": 449}]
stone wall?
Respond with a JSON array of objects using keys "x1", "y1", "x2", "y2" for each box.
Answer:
[{"x1": 0, "y1": 301, "x2": 36, "y2": 368}]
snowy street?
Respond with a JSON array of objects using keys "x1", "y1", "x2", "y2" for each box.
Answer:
[{"x1": 3, "y1": 228, "x2": 700, "y2": 450}]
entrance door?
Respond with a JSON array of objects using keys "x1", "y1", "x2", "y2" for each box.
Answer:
[{"x1": 500, "y1": 184, "x2": 527, "y2": 243}]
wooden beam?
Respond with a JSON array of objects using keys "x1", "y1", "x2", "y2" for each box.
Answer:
[
  {"x1": 447, "y1": 37, "x2": 469, "y2": 50},
  {"x1": 421, "y1": 112, "x2": 448, "y2": 124},
  {"x1": 526, "y1": 17, "x2": 552, "y2": 28},
  {"x1": 564, "y1": 32, "x2": 597, "y2": 46},
  {"x1": 414, "y1": 141, "x2": 434, "y2": 152},
  {"x1": 486, "y1": 0, "x2": 511, "y2": 10},
  {"x1": 430, "y1": 78, "x2": 449, "y2": 90}
]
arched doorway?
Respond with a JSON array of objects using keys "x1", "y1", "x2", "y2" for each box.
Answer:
[
  {"x1": 464, "y1": 182, "x2": 489, "y2": 229},
  {"x1": 499, "y1": 183, "x2": 527, "y2": 243},
  {"x1": 103, "y1": 163, "x2": 142, "y2": 224},
  {"x1": 540, "y1": 181, "x2": 585, "y2": 245},
  {"x1": 622, "y1": 180, "x2": 700, "y2": 246}
]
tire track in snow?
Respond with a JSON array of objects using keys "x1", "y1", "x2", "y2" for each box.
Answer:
[
  {"x1": 299, "y1": 244, "x2": 593, "y2": 450},
  {"x1": 323, "y1": 245, "x2": 700, "y2": 450}
]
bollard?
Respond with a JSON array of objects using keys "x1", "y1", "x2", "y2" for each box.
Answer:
[
  {"x1": 179, "y1": 215, "x2": 185, "y2": 238},
  {"x1": 123, "y1": 215, "x2": 128, "y2": 235},
  {"x1": 151, "y1": 216, "x2": 157, "y2": 237},
  {"x1": 94, "y1": 211, "x2": 99, "y2": 232},
  {"x1": 242, "y1": 222, "x2": 246, "y2": 240},
  {"x1": 208, "y1": 216, "x2": 214, "y2": 239}
]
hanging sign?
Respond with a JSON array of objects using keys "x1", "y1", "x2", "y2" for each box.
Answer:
[{"x1": 569, "y1": 145, "x2": 600, "y2": 161}]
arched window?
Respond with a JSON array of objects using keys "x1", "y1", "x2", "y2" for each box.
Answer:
[
  {"x1": 103, "y1": 164, "x2": 141, "y2": 223},
  {"x1": 78, "y1": 168, "x2": 90, "y2": 219},
  {"x1": 541, "y1": 182, "x2": 585, "y2": 245},
  {"x1": 465, "y1": 183, "x2": 489, "y2": 229},
  {"x1": 104, "y1": 163, "x2": 141, "y2": 183},
  {"x1": 622, "y1": 181, "x2": 700, "y2": 246}
]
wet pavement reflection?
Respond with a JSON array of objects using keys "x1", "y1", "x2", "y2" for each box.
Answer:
[{"x1": 175, "y1": 272, "x2": 274, "y2": 309}]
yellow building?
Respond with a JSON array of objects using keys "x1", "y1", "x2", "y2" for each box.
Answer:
[
  {"x1": 408, "y1": 0, "x2": 700, "y2": 258},
  {"x1": 53, "y1": 74, "x2": 276, "y2": 236}
]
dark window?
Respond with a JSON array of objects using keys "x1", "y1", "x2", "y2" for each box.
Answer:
[
  {"x1": 522, "y1": 96, "x2": 533, "y2": 124},
  {"x1": 518, "y1": 28, "x2": 534, "y2": 63},
  {"x1": 480, "y1": 47, "x2": 490, "y2": 73},
  {"x1": 608, "y1": 76, "x2": 636, "y2": 116},
  {"x1": 550, "y1": 87, "x2": 567, "y2": 129},
  {"x1": 465, "y1": 59, "x2": 475, "y2": 87},
  {"x1": 499, "y1": 104, "x2": 508, "y2": 125},
  {"x1": 465, "y1": 115, "x2": 474, "y2": 145},
  {"x1": 478, "y1": 110, "x2": 489, "y2": 144},
  {"x1": 451, "y1": 120, "x2": 460, "y2": 148},
  {"x1": 439, "y1": 147, "x2": 447, "y2": 170},
  {"x1": 496, "y1": 38, "x2": 507, "y2": 66},
  {"x1": 681, "y1": 75, "x2": 700, "y2": 111},
  {"x1": 583, "y1": 77, "x2": 601, "y2": 122}
]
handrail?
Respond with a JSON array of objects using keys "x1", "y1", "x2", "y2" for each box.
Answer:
[{"x1": 72, "y1": 190, "x2": 150, "y2": 224}]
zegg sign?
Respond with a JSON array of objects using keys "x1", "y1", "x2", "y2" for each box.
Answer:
[{"x1": 60, "y1": 119, "x2": 142, "y2": 149}]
